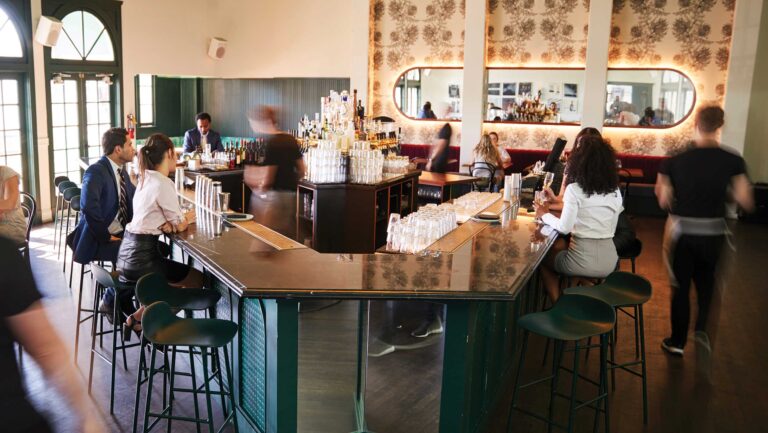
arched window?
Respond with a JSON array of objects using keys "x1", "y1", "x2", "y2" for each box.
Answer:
[
  {"x1": 0, "y1": 7, "x2": 22, "y2": 58},
  {"x1": 51, "y1": 10, "x2": 114, "y2": 61}
]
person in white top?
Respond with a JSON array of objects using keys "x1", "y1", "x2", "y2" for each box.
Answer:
[
  {"x1": 116, "y1": 133, "x2": 202, "y2": 340},
  {"x1": 535, "y1": 135, "x2": 624, "y2": 302}
]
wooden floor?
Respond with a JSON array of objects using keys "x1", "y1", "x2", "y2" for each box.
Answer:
[{"x1": 20, "y1": 216, "x2": 768, "y2": 433}]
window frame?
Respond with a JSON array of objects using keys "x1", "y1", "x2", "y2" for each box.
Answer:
[{"x1": 136, "y1": 73, "x2": 155, "y2": 127}]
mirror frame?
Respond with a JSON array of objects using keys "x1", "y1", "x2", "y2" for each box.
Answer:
[
  {"x1": 602, "y1": 67, "x2": 697, "y2": 130},
  {"x1": 483, "y1": 66, "x2": 586, "y2": 126},
  {"x1": 392, "y1": 66, "x2": 464, "y2": 122}
]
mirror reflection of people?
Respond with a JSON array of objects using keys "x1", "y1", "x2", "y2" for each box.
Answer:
[
  {"x1": 425, "y1": 123, "x2": 451, "y2": 173},
  {"x1": 639, "y1": 106, "x2": 656, "y2": 126},
  {"x1": 418, "y1": 101, "x2": 437, "y2": 119},
  {"x1": 0, "y1": 236, "x2": 108, "y2": 433},
  {"x1": 182, "y1": 112, "x2": 223, "y2": 154},
  {"x1": 618, "y1": 108, "x2": 640, "y2": 126},
  {"x1": 609, "y1": 95, "x2": 622, "y2": 117},
  {"x1": 654, "y1": 98, "x2": 675, "y2": 125},
  {"x1": 245, "y1": 106, "x2": 306, "y2": 238},
  {"x1": 656, "y1": 105, "x2": 754, "y2": 361}
]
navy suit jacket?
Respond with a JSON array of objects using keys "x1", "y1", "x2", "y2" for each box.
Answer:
[
  {"x1": 69, "y1": 156, "x2": 135, "y2": 264},
  {"x1": 182, "y1": 128, "x2": 223, "y2": 154}
]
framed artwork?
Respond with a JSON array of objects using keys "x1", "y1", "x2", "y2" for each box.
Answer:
[
  {"x1": 564, "y1": 83, "x2": 578, "y2": 98},
  {"x1": 488, "y1": 82, "x2": 501, "y2": 96},
  {"x1": 449, "y1": 84, "x2": 460, "y2": 98},
  {"x1": 503, "y1": 83, "x2": 517, "y2": 96},
  {"x1": 518, "y1": 82, "x2": 532, "y2": 96}
]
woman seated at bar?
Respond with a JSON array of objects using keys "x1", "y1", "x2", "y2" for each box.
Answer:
[
  {"x1": 0, "y1": 165, "x2": 27, "y2": 246},
  {"x1": 545, "y1": 126, "x2": 602, "y2": 211},
  {"x1": 469, "y1": 134, "x2": 504, "y2": 190},
  {"x1": 117, "y1": 133, "x2": 202, "y2": 339},
  {"x1": 535, "y1": 135, "x2": 623, "y2": 302}
]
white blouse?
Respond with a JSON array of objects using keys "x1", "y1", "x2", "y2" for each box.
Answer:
[
  {"x1": 125, "y1": 170, "x2": 184, "y2": 235},
  {"x1": 541, "y1": 183, "x2": 623, "y2": 239}
]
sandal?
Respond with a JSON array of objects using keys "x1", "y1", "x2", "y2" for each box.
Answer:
[{"x1": 123, "y1": 314, "x2": 142, "y2": 342}]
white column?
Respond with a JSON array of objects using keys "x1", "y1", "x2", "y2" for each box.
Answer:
[
  {"x1": 580, "y1": 0, "x2": 613, "y2": 130},
  {"x1": 30, "y1": 0, "x2": 53, "y2": 221},
  {"x1": 459, "y1": 0, "x2": 487, "y2": 165},
  {"x1": 349, "y1": 0, "x2": 370, "y2": 108},
  {"x1": 722, "y1": 0, "x2": 764, "y2": 156}
]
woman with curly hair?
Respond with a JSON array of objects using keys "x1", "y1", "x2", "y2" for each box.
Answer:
[{"x1": 535, "y1": 135, "x2": 624, "y2": 302}]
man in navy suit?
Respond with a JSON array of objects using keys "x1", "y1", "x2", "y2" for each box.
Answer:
[
  {"x1": 68, "y1": 127, "x2": 136, "y2": 318},
  {"x1": 182, "y1": 112, "x2": 224, "y2": 154}
]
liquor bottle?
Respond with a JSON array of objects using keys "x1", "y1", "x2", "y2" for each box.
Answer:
[
  {"x1": 236, "y1": 142, "x2": 241, "y2": 167},
  {"x1": 241, "y1": 140, "x2": 247, "y2": 165},
  {"x1": 229, "y1": 145, "x2": 235, "y2": 169}
]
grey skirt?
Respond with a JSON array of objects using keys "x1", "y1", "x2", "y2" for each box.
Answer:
[{"x1": 555, "y1": 237, "x2": 618, "y2": 278}]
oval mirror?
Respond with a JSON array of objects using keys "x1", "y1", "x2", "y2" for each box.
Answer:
[
  {"x1": 484, "y1": 68, "x2": 585, "y2": 125},
  {"x1": 604, "y1": 68, "x2": 695, "y2": 128},
  {"x1": 394, "y1": 67, "x2": 463, "y2": 121}
]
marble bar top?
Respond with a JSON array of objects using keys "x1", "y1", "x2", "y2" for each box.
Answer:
[{"x1": 173, "y1": 190, "x2": 556, "y2": 301}]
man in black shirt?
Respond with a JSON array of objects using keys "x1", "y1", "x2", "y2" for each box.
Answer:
[
  {"x1": 426, "y1": 123, "x2": 451, "y2": 173},
  {"x1": 656, "y1": 105, "x2": 753, "y2": 363},
  {"x1": 0, "y1": 237, "x2": 106, "y2": 432}
]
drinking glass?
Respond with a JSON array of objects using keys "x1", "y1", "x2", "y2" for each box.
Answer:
[{"x1": 542, "y1": 172, "x2": 555, "y2": 191}]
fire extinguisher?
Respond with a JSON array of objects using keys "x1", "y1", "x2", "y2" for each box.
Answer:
[{"x1": 126, "y1": 113, "x2": 136, "y2": 139}]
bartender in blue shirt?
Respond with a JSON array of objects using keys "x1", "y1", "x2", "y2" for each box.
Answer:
[{"x1": 182, "y1": 112, "x2": 224, "y2": 154}]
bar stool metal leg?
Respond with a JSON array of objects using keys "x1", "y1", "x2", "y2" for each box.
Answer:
[
  {"x1": 222, "y1": 342, "x2": 239, "y2": 432},
  {"x1": 142, "y1": 347, "x2": 159, "y2": 433},
  {"x1": 506, "y1": 331, "x2": 529, "y2": 433},
  {"x1": 547, "y1": 340, "x2": 563, "y2": 433},
  {"x1": 188, "y1": 347, "x2": 202, "y2": 433},
  {"x1": 638, "y1": 304, "x2": 648, "y2": 424},
  {"x1": 62, "y1": 206, "x2": 71, "y2": 270},
  {"x1": 601, "y1": 334, "x2": 610, "y2": 433},
  {"x1": 200, "y1": 346, "x2": 215, "y2": 433},
  {"x1": 567, "y1": 341, "x2": 581, "y2": 433}
]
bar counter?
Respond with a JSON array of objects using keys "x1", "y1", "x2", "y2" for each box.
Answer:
[{"x1": 170, "y1": 191, "x2": 556, "y2": 433}]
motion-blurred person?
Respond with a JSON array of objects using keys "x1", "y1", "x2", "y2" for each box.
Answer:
[
  {"x1": 245, "y1": 106, "x2": 306, "y2": 238},
  {"x1": 536, "y1": 136, "x2": 623, "y2": 302},
  {"x1": 117, "y1": 134, "x2": 201, "y2": 339},
  {"x1": 425, "y1": 123, "x2": 451, "y2": 173},
  {"x1": 68, "y1": 128, "x2": 136, "y2": 322},
  {"x1": 0, "y1": 236, "x2": 107, "y2": 433},
  {"x1": 0, "y1": 165, "x2": 27, "y2": 246},
  {"x1": 182, "y1": 112, "x2": 223, "y2": 154},
  {"x1": 656, "y1": 105, "x2": 753, "y2": 360},
  {"x1": 418, "y1": 101, "x2": 436, "y2": 119}
]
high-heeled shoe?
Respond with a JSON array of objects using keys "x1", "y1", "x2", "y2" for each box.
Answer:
[{"x1": 122, "y1": 314, "x2": 142, "y2": 342}]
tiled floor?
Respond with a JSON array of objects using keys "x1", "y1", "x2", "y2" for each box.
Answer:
[{"x1": 20, "y1": 216, "x2": 768, "y2": 433}]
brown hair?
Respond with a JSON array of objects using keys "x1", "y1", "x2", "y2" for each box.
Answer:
[
  {"x1": 565, "y1": 135, "x2": 619, "y2": 196},
  {"x1": 695, "y1": 105, "x2": 724, "y2": 134},
  {"x1": 473, "y1": 134, "x2": 500, "y2": 164},
  {"x1": 102, "y1": 127, "x2": 129, "y2": 155},
  {"x1": 248, "y1": 105, "x2": 278, "y2": 126},
  {"x1": 138, "y1": 133, "x2": 173, "y2": 186}
]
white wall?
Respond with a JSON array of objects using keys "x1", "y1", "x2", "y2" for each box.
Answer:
[{"x1": 122, "y1": 0, "x2": 369, "y2": 124}]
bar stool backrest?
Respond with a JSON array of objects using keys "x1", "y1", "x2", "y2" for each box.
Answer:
[
  {"x1": 54, "y1": 176, "x2": 69, "y2": 189},
  {"x1": 553, "y1": 294, "x2": 616, "y2": 326},
  {"x1": 92, "y1": 263, "x2": 118, "y2": 290},
  {"x1": 62, "y1": 187, "x2": 81, "y2": 202},
  {"x1": 136, "y1": 272, "x2": 221, "y2": 311},
  {"x1": 20, "y1": 192, "x2": 36, "y2": 243},
  {"x1": 70, "y1": 195, "x2": 81, "y2": 212},
  {"x1": 141, "y1": 301, "x2": 177, "y2": 343},
  {"x1": 58, "y1": 181, "x2": 77, "y2": 194}
]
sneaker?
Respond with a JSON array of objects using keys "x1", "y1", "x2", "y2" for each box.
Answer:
[
  {"x1": 411, "y1": 316, "x2": 444, "y2": 338},
  {"x1": 98, "y1": 300, "x2": 114, "y2": 325},
  {"x1": 661, "y1": 338, "x2": 684, "y2": 356}
]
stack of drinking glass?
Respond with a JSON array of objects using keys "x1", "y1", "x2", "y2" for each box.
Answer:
[
  {"x1": 386, "y1": 204, "x2": 457, "y2": 254},
  {"x1": 349, "y1": 148, "x2": 384, "y2": 184},
  {"x1": 305, "y1": 140, "x2": 347, "y2": 183}
]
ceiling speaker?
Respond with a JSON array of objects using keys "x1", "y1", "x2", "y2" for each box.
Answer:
[
  {"x1": 35, "y1": 16, "x2": 63, "y2": 47},
  {"x1": 208, "y1": 37, "x2": 227, "y2": 60}
]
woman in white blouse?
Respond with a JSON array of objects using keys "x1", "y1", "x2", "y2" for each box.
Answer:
[
  {"x1": 535, "y1": 135, "x2": 624, "y2": 302},
  {"x1": 116, "y1": 133, "x2": 201, "y2": 339}
]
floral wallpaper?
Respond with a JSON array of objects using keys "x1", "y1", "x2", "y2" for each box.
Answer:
[
  {"x1": 604, "y1": 0, "x2": 736, "y2": 155},
  {"x1": 370, "y1": 0, "x2": 466, "y2": 145},
  {"x1": 369, "y1": 0, "x2": 737, "y2": 156}
]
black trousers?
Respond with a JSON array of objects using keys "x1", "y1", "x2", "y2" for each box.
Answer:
[{"x1": 669, "y1": 234, "x2": 725, "y2": 347}]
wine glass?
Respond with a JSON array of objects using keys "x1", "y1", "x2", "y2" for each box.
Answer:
[{"x1": 542, "y1": 172, "x2": 555, "y2": 191}]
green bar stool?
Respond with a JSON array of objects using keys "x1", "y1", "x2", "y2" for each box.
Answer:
[
  {"x1": 563, "y1": 271, "x2": 652, "y2": 424},
  {"x1": 507, "y1": 294, "x2": 616, "y2": 433},
  {"x1": 55, "y1": 180, "x2": 76, "y2": 256},
  {"x1": 86, "y1": 264, "x2": 143, "y2": 414},
  {"x1": 60, "y1": 185, "x2": 80, "y2": 268},
  {"x1": 140, "y1": 301, "x2": 238, "y2": 433},
  {"x1": 132, "y1": 272, "x2": 223, "y2": 433}
]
